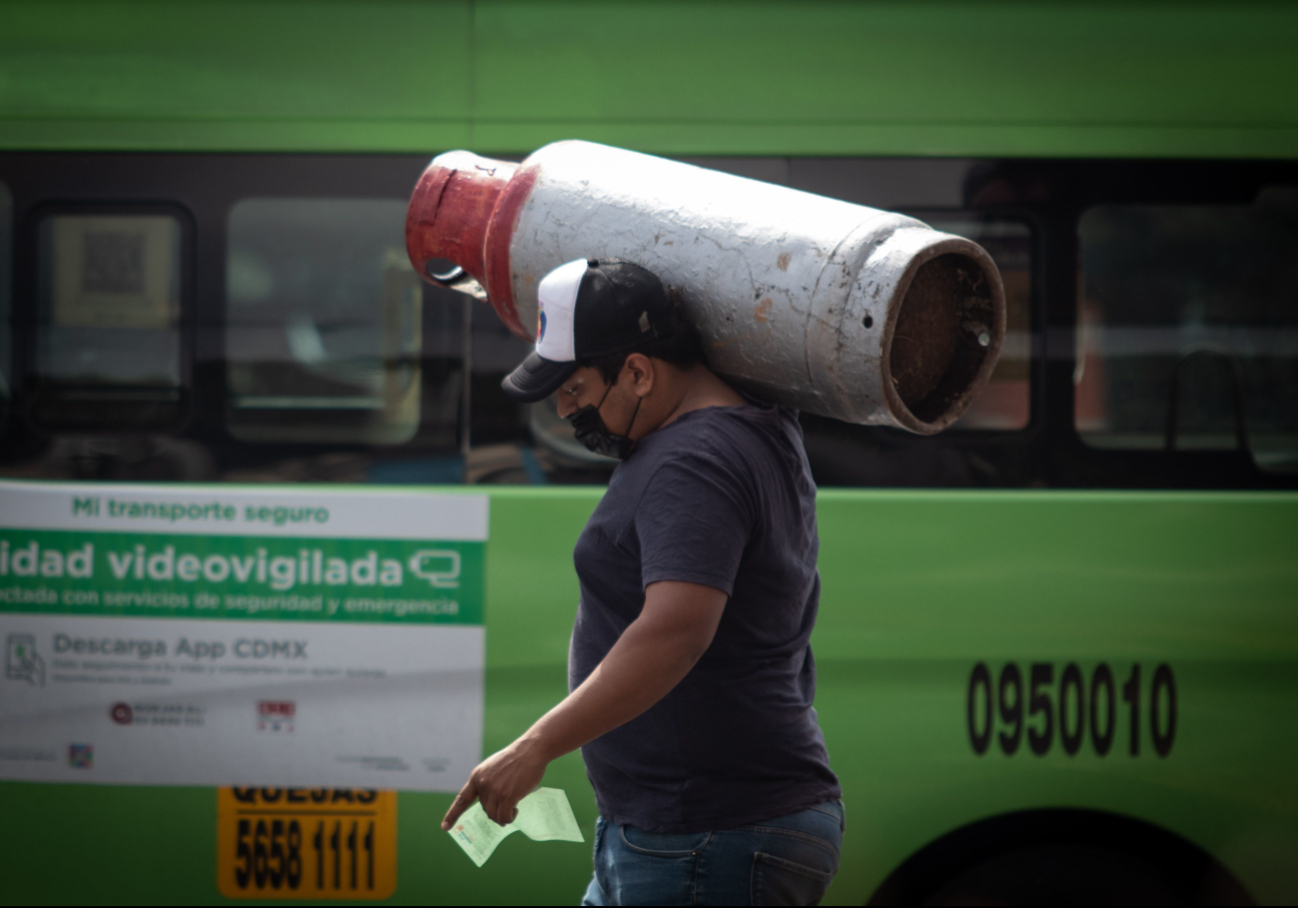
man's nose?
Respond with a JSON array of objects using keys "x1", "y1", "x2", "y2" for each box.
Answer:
[{"x1": 555, "y1": 395, "x2": 576, "y2": 419}]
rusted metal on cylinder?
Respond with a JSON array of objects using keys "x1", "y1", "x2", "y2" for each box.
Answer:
[
  {"x1": 406, "y1": 152, "x2": 511, "y2": 281},
  {"x1": 406, "y1": 140, "x2": 1005, "y2": 434}
]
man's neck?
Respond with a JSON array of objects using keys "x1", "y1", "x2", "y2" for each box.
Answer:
[{"x1": 659, "y1": 365, "x2": 746, "y2": 430}]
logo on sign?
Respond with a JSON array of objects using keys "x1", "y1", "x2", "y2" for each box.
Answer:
[
  {"x1": 110, "y1": 702, "x2": 134, "y2": 725},
  {"x1": 68, "y1": 743, "x2": 93, "y2": 769},
  {"x1": 257, "y1": 700, "x2": 295, "y2": 732}
]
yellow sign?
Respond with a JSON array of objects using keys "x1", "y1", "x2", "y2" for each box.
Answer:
[{"x1": 217, "y1": 788, "x2": 396, "y2": 900}]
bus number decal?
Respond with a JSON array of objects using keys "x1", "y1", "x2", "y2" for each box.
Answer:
[{"x1": 967, "y1": 662, "x2": 1176, "y2": 758}]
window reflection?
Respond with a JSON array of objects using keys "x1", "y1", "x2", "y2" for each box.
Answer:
[
  {"x1": 1077, "y1": 189, "x2": 1298, "y2": 473},
  {"x1": 225, "y1": 199, "x2": 425, "y2": 444},
  {"x1": 34, "y1": 212, "x2": 183, "y2": 429}
]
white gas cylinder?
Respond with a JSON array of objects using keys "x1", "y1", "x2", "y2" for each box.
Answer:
[{"x1": 406, "y1": 140, "x2": 1004, "y2": 434}]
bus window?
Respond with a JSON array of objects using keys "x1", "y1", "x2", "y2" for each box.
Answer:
[
  {"x1": 1078, "y1": 188, "x2": 1298, "y2": 473},
  {"x1": 0, "y1": 181, "x2": 10, "y2": 431},
  {"x1": 909, "y1": 215, "x2": 1032, "y2": 431},
  {"x1": 226, "y1": 198, "x2": 424, "y2": 445},
  {"x1": 33, "y1": 211, "x2": 183, "y2": 429}
]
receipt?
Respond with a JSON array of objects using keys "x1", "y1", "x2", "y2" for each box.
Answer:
[{"x1": 447, "y1": 787, "x2": 584, "y2": 867}]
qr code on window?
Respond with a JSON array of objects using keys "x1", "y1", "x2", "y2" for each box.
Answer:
[{"x1": 82, "y1": 230, "x2": 145, "y2": 294}]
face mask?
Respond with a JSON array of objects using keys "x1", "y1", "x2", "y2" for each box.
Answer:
[{"x1": 570, "y1": 381, "x2": 642, "y2": 461}]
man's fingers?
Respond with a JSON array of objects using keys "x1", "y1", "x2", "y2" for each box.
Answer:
[
  {"x1": 440, "y1": 777, "x2": 478, "y2": 830},
  {"x1": 485, "y1": 792, "x2": 520, "y2": 827},
  {"x1": 483, "y1": 793, "x2": 505, "y2": 826},
  {"x1": 480, "y1": 791, "x2": 501, "y2": 826},
  {"x1": 442, "y1": 788, "x2": 475, "y2": 830}
]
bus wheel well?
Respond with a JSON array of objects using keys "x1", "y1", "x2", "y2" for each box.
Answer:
[{"x1": 865, "y1": 808, "x2": 1252, "y2": 906}]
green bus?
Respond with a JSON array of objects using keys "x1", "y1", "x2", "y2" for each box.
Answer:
[{"x1": 1, "y1": 1, "x2": 1296, "y2": 904}]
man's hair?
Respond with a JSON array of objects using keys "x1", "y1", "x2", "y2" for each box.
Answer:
[{"x1": 577, "y1": 306, "x2": 706, "y2": 385}]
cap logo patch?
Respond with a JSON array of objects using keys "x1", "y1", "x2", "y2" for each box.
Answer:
[{"x1": 532, "y1": 257, "x2": 586, "y2": 363}]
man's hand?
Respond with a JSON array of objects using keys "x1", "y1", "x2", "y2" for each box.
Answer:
[
  {"x1": 441, "y1": 734, "x2": 549, "y2": 830},
  {"x1": 440, "y1": 581, "x2": 726, "y2": 832}
]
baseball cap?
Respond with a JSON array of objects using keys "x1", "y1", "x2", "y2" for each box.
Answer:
[{"x1": 501, "y1": 258, "x2": 673, "y2": 402}]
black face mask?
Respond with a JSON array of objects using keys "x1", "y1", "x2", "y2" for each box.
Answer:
[{"x1": 570, "y1": 382, "x2": 641, "y2": 461}]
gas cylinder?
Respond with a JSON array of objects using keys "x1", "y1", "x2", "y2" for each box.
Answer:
[{"x1": 406, "y1": 141, "x2": 1004, "y2": 434}]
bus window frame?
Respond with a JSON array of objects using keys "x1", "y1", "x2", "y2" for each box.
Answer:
[
  {"x1": 1036, "y1": 160, "x2": 1297, "y2": 490},
  {"x1": 1073, "y1": 197, "x2": 1298, "y2": 472},
  {"x1": 221, "y1": 194, "x2": 428, "y2": 447},
  {"x1": 18, "y1": 200, "x2": 196, "y2": 434},
  {"x1": 0, "y1": 152, "x2": 1293, "y2": 490}
]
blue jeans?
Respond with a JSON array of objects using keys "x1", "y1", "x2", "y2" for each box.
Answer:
[{"x1": 580, "y1": 800, "x2": 844, "y2": 906}]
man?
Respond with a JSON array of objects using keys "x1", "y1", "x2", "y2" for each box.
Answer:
[{"x1": 441, "y1": 257, "x2": 843, "y2": 905}]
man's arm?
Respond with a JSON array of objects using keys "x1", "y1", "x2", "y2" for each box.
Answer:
[{"x1": 441, "y1": 580, "x2": 727, "y2": 829}]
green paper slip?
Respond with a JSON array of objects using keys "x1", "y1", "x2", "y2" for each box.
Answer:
[{"x1": 447, "y1": 787, "x2": 585, "y2": 867}]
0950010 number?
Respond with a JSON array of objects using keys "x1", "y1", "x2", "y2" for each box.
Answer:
[{"x1": 966, "y1": 662, "x2": 1176, "y2": 758}]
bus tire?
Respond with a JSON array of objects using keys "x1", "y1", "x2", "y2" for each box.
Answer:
[{"x1": 866, "y1": 808, "x2": 1251, "y2": 906}]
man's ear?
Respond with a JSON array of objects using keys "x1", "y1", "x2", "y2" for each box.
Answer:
[{"x1": 624, "y1": 353, "x2": 655, "y2": 397}]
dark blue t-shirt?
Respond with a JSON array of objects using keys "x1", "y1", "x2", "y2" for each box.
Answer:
[{"x1": 569, "y1": 396, "x2": 841, "y2": 834}]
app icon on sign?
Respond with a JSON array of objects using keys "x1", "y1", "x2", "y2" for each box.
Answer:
[
  {"x1": 68, "y1": 744, "x2": 93, "y2": 769},
  {"x1": 110, "y1": 702, "x2": 133, "y2": 725},
  {"x1": 5, "y1": 634, "x2": 44, "y2": 687},
  {"x1": 409, "y1": 549, "x2": 461, "y2": 589}
]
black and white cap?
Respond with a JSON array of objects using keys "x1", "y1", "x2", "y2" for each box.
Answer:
[{"x1": 501, "y1": 257, "x2": 673, "y2": 402}]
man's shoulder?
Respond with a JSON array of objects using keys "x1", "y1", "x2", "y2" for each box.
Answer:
[
  {"x1": 665, "y1": 402, "x2": 798, "y2": 458},
  {"x1": 632, "y1": 403, "x2": 803, "y2": 489}
]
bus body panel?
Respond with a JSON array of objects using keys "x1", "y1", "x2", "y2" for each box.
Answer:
[
  {"x1": 1, "y1": 488, "x2": 1294, "y2": 903},
  {"x1": 1, "y1": 1, "x2": 1297, "y2": 158}
]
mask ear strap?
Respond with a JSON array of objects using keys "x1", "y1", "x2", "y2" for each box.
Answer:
[
  {"x1": 608, "y1": 358, "x2": 642, "y2": 442},
  {"x1": 595, "y1": 381, "x2": 614, "y2": 410},
  {"x1": 594, "y1": 357, "x2": 628, "y2": 413},
  {"x1": 622, "y1": 396, "x2": 642, "y2": 441}
]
